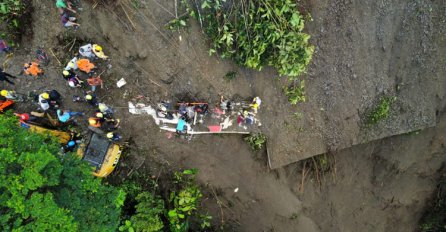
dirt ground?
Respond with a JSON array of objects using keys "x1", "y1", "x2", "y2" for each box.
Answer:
[{"x1": 1, "y1": 0, "x2": 446, "y2": 231}]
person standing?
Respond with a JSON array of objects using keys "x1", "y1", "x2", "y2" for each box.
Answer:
[{"x1": 0, "y1": 68, "x2": 16, "y2": 85}]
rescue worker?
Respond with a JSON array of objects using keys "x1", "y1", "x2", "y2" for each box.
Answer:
[
  {"x1": 76, "y1": 58, "x2": 95, "y2": 74},
  {"x1": 16, "y1": 113, "x2": 37, "y2": 122},
  {"x1": 0, "y1": 68, "x2": 16, "y2": 85},
  {"x1": 48, "y1": 90, "x2": 62, "y2": 108},
  {"x1": 68, "y1": 75, "x2": 83, "y2": 88},
  {"x1": 0, "y1": 39, "x2": 11, "y2": 53},
  {"x1": 88, "y1": 117, "x2": 102, "y2": 128},
  {"x1": 23, "y1": 62, "x2": 43, "y2": 76},
  {"x1": 38, "y1": 92, "x2": 50, "y2": 111},
  {"x1": 220, "y1": 95, "x2": 232, "y2": 112},
  {"x1": 57, "y1": 109, "x2": 84, "y2": 123},
  {"x1": 237, "y1": 112, "x2": 244, "y2": 126},
  {"x1": 244, "y1": 112, "x2": 255, "y2": 125},
  {"x1": 63, "y1": 140, "x2": 76, "y2": 153},
  {"x1": 79, "y1": 44, "x2": 94, "y2": 58},
  {"x1": 95, "y1": 112, "x2": 106, "y2": 122},
  {"x1": 62, "y1": 69, "x2": 76, "y2": 80},
  {"x1": 60, "y1": 10, "x2": 79, "y2": 28},
  {"x1": 69, "y1": 130, "x2": 82, "y2": 144},
  {"x1": 92, "y1": 44, "x2": 108, "y2": 59},
  {"x1": 56, "y1": 0, "x2": 76, "y2": 14},
  {"x1": 64, "y1": 57, "x2": 78, "y2": 71},
  {"x1": 85, "y1": 93, "x2": 98, "y2": 106},
  {"x1": 105, "y1": 118, "x2": 120, "y2": 131},
  {"x1": 106, "y1": 132, "x2": 121, "y2": 141},
  {"x1": 98, "y1": 103, "x2": 113, "y2": 116},
  {"x1": 87, "y1": 76, "x2": 103, "y2": 91},
  {"x1": 250, "y1": 96, "x2": 262, "y2": 113},
  {"x1": 1, "y1": 90, "x2": 17, "y2": 100}
]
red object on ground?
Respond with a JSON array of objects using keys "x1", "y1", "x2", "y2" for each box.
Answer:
[
  {"x1": 237, "y1": 115, "x2": 244, "y2": 124},
  {"x1": 20, "y1": 113, "x2": 30, "y2": 121},
  {"x1": 208, "y1": 125, "x2": 222, "y2": 132}
]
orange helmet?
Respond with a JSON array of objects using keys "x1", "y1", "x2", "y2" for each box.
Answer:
[{"x1": 89, "y1": 118, "x2": 98, "y2": 126}]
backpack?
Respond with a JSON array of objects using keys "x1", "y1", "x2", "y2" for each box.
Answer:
[{"x1": 49, "y1": 90, "x2": 61, "y2": 100}]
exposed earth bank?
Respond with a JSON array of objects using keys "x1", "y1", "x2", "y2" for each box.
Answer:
[{"x1": 1, "y1": 0, "x2": 445, "y2": 231}]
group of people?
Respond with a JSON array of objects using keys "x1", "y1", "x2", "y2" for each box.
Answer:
[
  {"x1": 56, "y1": 0, "x2": 80, "y2": 28},
  {"x1": 154, "y1": 96, "x2": 262, "y2": 134},
  {"x1": 1, "y1": 38, "x2": 122, "y2": 153},
  {"x1": 219, "y1": 96, "x2": 262, "y2": 127}
]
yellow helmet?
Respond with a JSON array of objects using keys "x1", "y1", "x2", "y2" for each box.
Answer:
[
  {"x1": 68, "y1": 62, "x2": 75, "y2": 68},
  {"x1": 96, "y1": 112, "x2": 104, "y2": 118},
  {"x1": 42, "y1": 92, "x2": 49, "y2": 99},
  {"x1": 94, "y1": 44, "x2": 102, "y2": 52},
  {"x1": 63, "y1": 70, "x2": 69, "y2": 76},
  {"x1": 1, "y1": 90, "x2": 8, "y2": 97},
  {"x1": 98, "y1": 103, "x2": 107, "y2": 112},
  {"x1": 106, "y1": 132, "x2": 113, "y2": 139},
  {"x1": 85, "y1": 94, "x2": 93, "y2": 100}
]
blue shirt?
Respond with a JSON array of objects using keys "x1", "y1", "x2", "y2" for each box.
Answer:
[
  {"x1": 176, "y1": 119, "x2": 186, "y2": 132},
  {"x1": 57, "y1": 110, "x2": 70, "y2": 122}
]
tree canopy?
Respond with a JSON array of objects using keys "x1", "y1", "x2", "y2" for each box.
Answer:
[{"x1": 0, "y1": 112, "x2": 124, "y2": 232}]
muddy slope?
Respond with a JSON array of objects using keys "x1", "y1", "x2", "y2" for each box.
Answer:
[
  {"x1": 0, "y1": 0, "x2": 445, "y2": 231},
  {"x1": 268, "y1": 0, "x2": 445, "y2": 168}
]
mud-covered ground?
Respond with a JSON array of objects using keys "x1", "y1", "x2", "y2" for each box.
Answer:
[{"x1": 1, "y1": 0, "x2": 446, "y2": 231}]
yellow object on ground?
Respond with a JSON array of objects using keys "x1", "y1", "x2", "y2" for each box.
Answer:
[
  {"x1": 93, "y1": 44, "x2": 108, "y2": 59},
  {"x1": 76, "y1": 133, "x2": 122, "y2": 178},
  {"x1": 20, "y1": 121, "x2": 70, "y2": 144}
]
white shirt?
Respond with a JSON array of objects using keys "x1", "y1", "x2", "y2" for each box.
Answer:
[
  {"x1": 64, "y1": 57, "x2": 78, "y2": 71},
  {"x1": 79, "y1": 44, "x2": 94, "y2": 58},
  {"x1": 38, "y1": 94, "x2": 50, "y2": 111}
]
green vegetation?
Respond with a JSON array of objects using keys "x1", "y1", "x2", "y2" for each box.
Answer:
[
  {"x1": 367, "y1": 96, "x2": 396, "y2": 125},
  {"x1": 0, "y1": 0, "x2": 25, "y2": 28},
  {"x1": 196, "y1": 0, "x2": 314, "y2": 78},
  {"x1": 419, "y1": 178, "x2": 446, "y2": 232},
  {"x1": 171, "y1": 0, "x2": 314, "y2": 105},
  {"x1": 0, "y1": 112, "x2": 124, "y2": 231},
  {"x1": 0, "y1": 112, "x2": 211, "y2": 231},
  {"x1": 168, "y1": 169, "x2": 210, "y2": 232},
  {"x1": 244, "y1": 133, "x2": 267, "y2": 151},
  {"x1": 166, "y1": 17, "x2": 188, "y2": 31},
  {"x1": 119, "y1": 192, "x2": 165, "y2": 232},
  {"x1": 223, "y1": 71, "x2": 237, "y2": 81},
  {"x1": 118, "y1": 169, "x2": 210, "y2": 232},
  {"x1": 0, "y1": 0, "x2": 26, "y2": 45},
  {"x1": 284, "y1": 80, "x2": 306, "y2": 105}
]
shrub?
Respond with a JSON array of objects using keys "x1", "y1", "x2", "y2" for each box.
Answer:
[
  {"x1": 244, "y1": 133, "x2": 267, "y2": 151},
  {"x1": 0, "y1": 0, "x2": 25, "y2": 28},
  {"x1": 0, "y1": 0, "x2": 28, "y2": 45},
  {"x1": 177, "y1": 0, "x2": 314, "y2": 78},
  {"x1": 119, "y1": 192, "x2": 165, "y2": 232},
  {"x1": 284, "y1": 80, "x2": 306, "y2": 105},
  {"x1": 167, "y1": 169, "x2": 210, "y2": 232}
]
